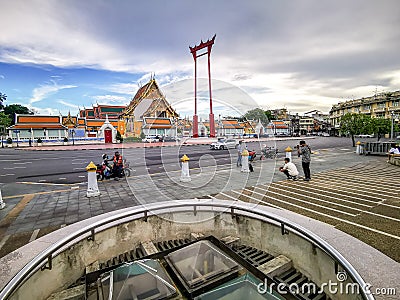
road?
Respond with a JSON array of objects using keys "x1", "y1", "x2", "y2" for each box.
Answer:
[{"x1": 0, "y1": 136, "x2": 355, "y2": 185}]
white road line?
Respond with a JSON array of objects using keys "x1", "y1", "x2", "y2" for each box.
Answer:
[
  {"x1": 0, "y1": 235, "x2": 10, "y2": 250},
  {"x1": 264, "y1": 184, "x2": 400, "y2": 222},
  {"x1": 14, "y1": 162, "x2": 31, "y2": 165},
  {"x1": 3, "y1": 168, "x2": 14, "y2": 170},
  {"x1": 58, "y1": 178, "x2": 67, "y2": 180},
  {"x1": 222, "y1": 191, "x2": 282, "y2": 210},
  {"x1": 13, "y1": 167, "x2": 26, "y2": 169},
  {"x1": 29, "y1": 229, "x2": 40, "y2": 242},
  {"x1": 38, "y1": 179, "x2": 47, "y2": 182},
  {"x1": 291, "y1": 180, "x2": 400, "y2": 209},
  {"x1": 73, "y1": 168, "x2": 84, "y2": 170},
  {"x1": 252, "y1": 194, "x2": 400, "y2": 241},
  {"x1": 251, "y1": 186, "x2": 357, "y2": 216},
  {"x1": 311, "y1": 176, "x2": 399, "y2": 197},
  {"x1": 273, "y1": 182, "x2": 373, "y2": 208},
  {"x1": 0, "y1": 174, "x2": 15, "y2": 176},
  {"x1": 78, "y1": 175, "x2": 85, "y2": 178}
]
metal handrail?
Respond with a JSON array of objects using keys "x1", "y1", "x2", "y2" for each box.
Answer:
[{"x1": 0, "y1": 200, "x2": 374, "y2": 300}]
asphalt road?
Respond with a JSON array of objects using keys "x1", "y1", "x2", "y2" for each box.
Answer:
[{"x1": 0, "y1": 136, "x2": 356, "y2": 185}]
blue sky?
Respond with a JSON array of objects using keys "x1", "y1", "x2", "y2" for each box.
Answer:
[{"x1": 1, "y1": 0, "x2": 400, "y2": 118}]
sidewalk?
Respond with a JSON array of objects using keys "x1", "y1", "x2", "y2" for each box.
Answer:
[{"x1": 0, "y1": 149, "x2": 399, "y2": 299}]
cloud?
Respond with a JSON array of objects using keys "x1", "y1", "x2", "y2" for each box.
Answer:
[
  {"x1": 30, "y1": 81, "x2": 76, "y2": 104},
  {"x1": 0, "y1": 74, "x2": 4, "y2": 79},
  {"x1": 57, "y1": 100, "x2": 79, "y2": 110},
  {"x1": 1, "y1": 0, "x2": 400, "y2": 114},
  {"x1": 91, "y1": 95, "x2": 129, "y2": 104}
]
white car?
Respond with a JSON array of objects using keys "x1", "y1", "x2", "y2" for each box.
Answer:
[
  {"x1": 210, "y1": 138, "x2": 238, "y2": 150},
  {"x1": 356, "y1": 134, "x2": 374, "y2": 138},
  {"x1": 142, "y1": 136, "x2": 159, "y2": 143}
]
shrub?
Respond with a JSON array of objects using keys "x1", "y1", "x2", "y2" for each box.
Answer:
[
  {"x1": 116, "y1": 131, "x2": 123, "y2": 143},
  {"x1": 6, "y1": 137, "x2": 12, "y2": 144},
  {"x1": 63, "y1": 137, "x2": 68, "y2": 142}
]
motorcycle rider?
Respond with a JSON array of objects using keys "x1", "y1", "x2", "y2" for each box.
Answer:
[
  {"x1": 112, "y1": 151, "x2": 123, "y2": 180},
  {"x1": 101, "y1": 154, "x2": 112, "y2": 178}
]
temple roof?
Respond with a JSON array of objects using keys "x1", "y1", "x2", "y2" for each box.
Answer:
[{"x1": 123, "y1": 78, "x2": 178, "y2": 119}]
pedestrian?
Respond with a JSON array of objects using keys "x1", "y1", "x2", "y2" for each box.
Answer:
[
  {"x1": 112, "y1": 151, "x2": 123, "y2": 180},
  {"x1": 28, "y1": 138, "x2": 32, "y2": 147},
  {"x1": 388, "y1": 143, "x2": 400, "y2": 162},
  {"x1": 236, "y1": 140, "x2": 245, "y2": 167},
  {"x1": 297, "y1": 140, "x2": 312, "y2": 181},
  {"x1": 279, "y1": 157, "x2": 299, "y2": 180}
]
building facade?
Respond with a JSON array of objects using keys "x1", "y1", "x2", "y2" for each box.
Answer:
[
  {"x1": 122, "y1": 78, "x2": 179, "y2": 138},
  {"x1": 330, "y1": 91, "x2": 400, "y2": 131}
]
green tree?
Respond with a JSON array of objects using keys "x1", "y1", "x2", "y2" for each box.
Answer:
[
  {"x1": 0, "y1": 112, "x2": 12, "y2": 128},
  {"x1": 264, "y1": 110, "x2": 276, "y2": 121},
  {"x1": 0, "y1": 92, "x2": 6, "y2": 110},
  {"x1": 116, "y1": 130, "x2": 123, "y2": 143},
  {"x1": 3, "y1": 104, "x2": 33, "y2": 125},
  {"x1": 339, "y1": 113, "x2": 372, "y2": 146},
  {"x1": 244, "y1": 108, "x2": 269, "y2": 125},
  {"x1": 371, "y1": 118, "x2": 391, "y2": 141}
]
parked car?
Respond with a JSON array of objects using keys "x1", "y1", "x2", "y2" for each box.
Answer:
[
  {"x1": 322, "y1": 133, "x2": 330, "y2": 137},
  {"x1": 162, "y1": 136, "x2": 181, "y2": 142},
  {"x1": 210, "y1": 138, "x2": 238, "y2": 150},
  {"x1": 356, "y1": 134, "x2": 374, "y2": 138},
  {"x1": 142, "y1": 136, "x2": 159, "y2": 143}
]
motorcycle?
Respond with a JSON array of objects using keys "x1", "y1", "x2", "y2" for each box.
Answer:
[{"x1": 96, "y1": 154, "x2": 132, "y2": 180}]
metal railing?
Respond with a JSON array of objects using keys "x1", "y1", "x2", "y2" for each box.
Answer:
[{"x1": 0, "y1": 200, "x2": 374, "y2": 300}]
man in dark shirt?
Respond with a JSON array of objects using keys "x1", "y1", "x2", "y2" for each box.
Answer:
[{"x1": 298, "y1": 140, "x2": 311, "y2": 181}]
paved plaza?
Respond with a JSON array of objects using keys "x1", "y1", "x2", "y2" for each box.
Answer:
[{"x1": 0, "y1": 145, "x2": 399, "y2": 264}]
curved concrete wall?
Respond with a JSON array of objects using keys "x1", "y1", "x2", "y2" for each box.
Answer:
[{"x1": 8, "y1": 209, "x2": 358, "y2": 300}]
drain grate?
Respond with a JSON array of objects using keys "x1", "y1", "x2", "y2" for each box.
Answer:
[
  {"x1": 275, "y1": 267, "x2": 328, "y2": 300},
  {"x1": 155, "y1": 238, "x2": 191, "y2": 252},
  {"x1": 99, "y1": 238, "x2": 191, "y2": 270},
  {"x1": 230, "y1": 244, "x2": 274, "y2": 267},
  {"x1": 99, "y1": 247, "x2": 145, "y2": 269}
]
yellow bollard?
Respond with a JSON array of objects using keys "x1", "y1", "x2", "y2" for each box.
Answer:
[
  {"x1": 285, "y1": 146, "x2": 292, "y2": 160},
  {"x1": 180, "y1": 154, "x2": 191, "y2": 182},
  {"x1": 86, "y1": 161, "x2": 100, "y2": 197}
]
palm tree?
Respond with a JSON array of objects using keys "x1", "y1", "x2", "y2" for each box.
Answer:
[{"x1": 0, "y1": 92, "x2": 6, "y2": 110}]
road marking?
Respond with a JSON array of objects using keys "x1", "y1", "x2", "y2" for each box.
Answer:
[
  {"x1": 267, "y1": 183, "x2": 400, "y2": 222},
  {"x1": 0, "y1": 235, "x2": 10, "y2": 250},
  {"x1": 249, "y1": 186, "x2": 357, "y2": 216},
  {"x1": 0, "y1": 194, "x2": 35, "y2": 237},
  {"x1": 29, "y1": 229, "x2": 40, "y2": 242},
  {"x1": 243, "y1": 188, "x2": 400, "y2": 241},
  {"x1": 273, "y1": 182, "x2": 373, "y2": 208},
  {"x1": 78, "y1": 175, "x2": 85, "y2": 178},
  {"x1": 0, "y1": 174, "x2": 15, "y2": 176},
  {"x1": 14, "y1": 162, "x2": 31, "y2": 165},
  {"x1": 58, "y1": 178, "x2": 67, "y2": 180},
  {"x1": 73, "y1": 168, "x2": 84, "y2": 170},
  {"x1": 39, "y1": 179, "x2": 47, "y2": 182}
]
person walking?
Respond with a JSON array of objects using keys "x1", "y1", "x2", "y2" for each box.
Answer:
[
  {"x1": 298, "y1": 140, "x2": 311, "y2": 181},
  {"x1": 279, "y1": 157, "x2": 299, "y2": 180},
  {"x1": 236, "y1": 140, "x2": 246, "y2": 167}
]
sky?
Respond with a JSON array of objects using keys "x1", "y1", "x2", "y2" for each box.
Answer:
[{"x1": 0, "y1": 0, "x2": 400, "y2": 119}]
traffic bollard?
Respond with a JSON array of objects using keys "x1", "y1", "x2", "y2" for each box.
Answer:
[
  {"x1": 241, "y1": 149, "x2": 250, "y2": 173},
  {"x1": 0, "y1": 189, "x2": 5, "y2": 209},
  {"x1": 180, "y1": 154, "x2": 191, "y2": 182},
  {"x1": 285, "y1": 146, "x2": 292, "y2": 160},
  {"x1": 86, "y1": 161, "x2": 100, "y2": 197}
]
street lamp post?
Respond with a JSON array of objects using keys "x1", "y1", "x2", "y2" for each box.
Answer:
[
  {"x1": 390, "y1": 111, "x2": 395, "y2": 141},
  {"x1": 71, "y1": 129, "x2": 75, "y2": 146}
]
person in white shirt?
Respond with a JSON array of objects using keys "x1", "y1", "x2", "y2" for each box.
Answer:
[
  {"x1": 279, "y1": 157, "x2": 299, "y2": 180},
  {"x1": 388, "y1": 143, "x2": 400, "y2": 162}
]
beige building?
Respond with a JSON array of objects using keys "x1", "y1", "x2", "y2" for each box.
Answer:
[{"x1": 330, "y1": 91, "x2": 400, "y2": 130}]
